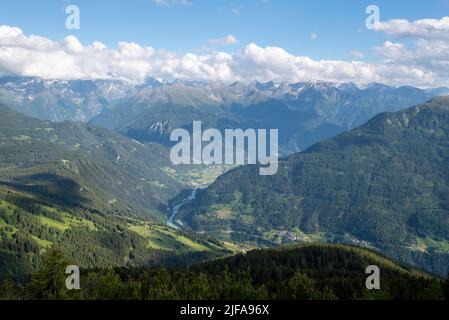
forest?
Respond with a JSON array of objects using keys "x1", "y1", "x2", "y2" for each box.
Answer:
[
  {"x1": 1, "y1": 244, "x2": 448, "y2": 300},
  {"x1": 179, "y1": 98, "x2": 449, "y2": 277}
]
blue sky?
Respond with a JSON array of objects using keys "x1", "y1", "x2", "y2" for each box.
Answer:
[
  {"x1": 1, "y1": 0, "x2": 447, "y2": 59},
  {"x1": 1, "y1": 0, "x2": 449, "y2": 86}
]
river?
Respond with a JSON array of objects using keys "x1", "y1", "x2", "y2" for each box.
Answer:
[{"x1": 167, "y1": 188, "x2": 198, "y2": 229}]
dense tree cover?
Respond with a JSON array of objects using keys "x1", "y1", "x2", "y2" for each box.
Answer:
[
  {"x1": 180, "y1": 98, "x2": 449, "y2": 276},
  {"x1": 0, "y1": 244, "x2": 445, "y2": 300},
  {"x1": 0, "y1": 187, "x2": 230, "y2": 281},
  {"x1": 0, "y1": 103, "x2": 183, "y2": 220},
  {"x1": 444, "y1": 276, "x2": 449, "y2": 300}
]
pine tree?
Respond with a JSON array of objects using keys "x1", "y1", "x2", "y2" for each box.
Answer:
[
  {"x1": 443, "y1": 273, "x2": 449, "y2": 300},
  {"x1": 26, "y1": 246, "x2": 70, "y2": 300}
]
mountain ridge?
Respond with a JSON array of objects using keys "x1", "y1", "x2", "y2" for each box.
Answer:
[
  {"x1": 0, "y1": 103, "x2": 183, "y2": 219},
  {"x1": 90, "y1": 79, "x2": 449, "y2": 154},
  {"x1": 2, "y1": 76, "x2": 448, "y2": 153},
  {"x1": 178, "y1": 97, "x2": 449, "y2": 276}
]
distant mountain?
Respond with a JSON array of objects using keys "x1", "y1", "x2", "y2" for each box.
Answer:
[
  {"x1": 91, "y1": 80, "x2": 449, "y2": 154},
  {"x1": 0, "y1": 77, "x2": 107, "y2": 122},
  {"x1": 0, "y1": 103, "x2": 183, "y2": 219},
  {"x1": 0, "y1": 76, "x2": 155, "y2": 122},
  {"x1": 2, "y1": 76, "x2": 447, "y2": 154},
  {"x1": 178, "y1": 97, "x2": 449, "y2": 276}
]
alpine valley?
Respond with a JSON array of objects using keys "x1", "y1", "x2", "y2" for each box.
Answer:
[
  {"x1": 179, "y1": 97, "x2": 449, "y2": 277},
  {"x1": 0, "y1": 102, "x2": 235, "y2": 279},
  {"x1": 1, "y1": 76, "x2": 449, "y2": 299}
]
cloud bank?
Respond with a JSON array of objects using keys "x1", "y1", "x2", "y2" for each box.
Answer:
[
  {"x1": 374, "y1": 16, "x2": 449, "y2": 40},
  {"x1": 1, "y1": 20, "x2": 449, "y2": 87}
]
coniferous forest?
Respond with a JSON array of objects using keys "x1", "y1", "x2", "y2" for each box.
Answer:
[{"x1": 2, "y1": 245, "x2": 448, "y2": 300}]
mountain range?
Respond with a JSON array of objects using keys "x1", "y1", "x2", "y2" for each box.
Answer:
[
  {"x1": 1, "y1": 76, "x2": 448, "y2": 154},
  {"x1": 91, "y1": 80, "x2": 449, "y2": 154},
  {"x1": 178, "y1": 97, "x2": 449, "y2": 276}
]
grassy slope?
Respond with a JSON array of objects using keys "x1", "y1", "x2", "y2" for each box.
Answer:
[{"x1": 0, "y1": 185, "x2": 236, "y2": 279}]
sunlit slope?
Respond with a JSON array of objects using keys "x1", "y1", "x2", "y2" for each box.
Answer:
[{"x1": 180, "y1": 97, "x2": 449, "y2": 276}]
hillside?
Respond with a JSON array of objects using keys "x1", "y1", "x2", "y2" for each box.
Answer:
[
  {"x1": 0, "y1": 103, "x2": 240, "y2": 279},
  {"x1": 194, "y1": 244, "x2": 443, "y2": 300},
  {"x1": 0, "y1": 103, "x2": 185, "y2": 219},
  {"x1": 179, "y1": 97, "x2": 449, "y2": 276},
  {"x1": 0, "y1": 186, "x2": 233, "y2": 280},
  {"x1": 2, "y1": 244, "x2": 445, "y2": 300}
]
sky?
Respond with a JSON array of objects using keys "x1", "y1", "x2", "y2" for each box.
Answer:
[{"x1": 1, "y1": 0, "x2": 449, "y2": 87}]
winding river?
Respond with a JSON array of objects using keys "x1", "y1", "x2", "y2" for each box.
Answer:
[{"x1": 167, "y1": 188, "x2": 198, "y2": 229}]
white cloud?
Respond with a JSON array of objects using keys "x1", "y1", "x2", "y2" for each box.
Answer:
[
  {"x1": 0, "y1": 24, "x2": 447, "y2": 87},
  {"x1": 374, "y1": 16, "x2": 449, "y2": 40},
  {"x1": 232, "y1": 43, "x2": 379, "y2": 84},
  {"x1": 376, "y1": 41, "x2": 410, "y2": 60},
  {"x1": 371, "y1": 16, "x2": 449, "y2": 86},
  {"x1": 208, "y1": 35, "x2": 239, "y2": 46},
  {"x1": 310, "y1": 32, "x2": 318, "y2": 40}
]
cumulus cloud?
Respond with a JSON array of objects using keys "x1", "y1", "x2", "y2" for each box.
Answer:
[
  {"x1": 374, "y1": 16, "x2": 449, "y2": 40},
  {"x1": 0, "y1": 25, "x2": 234, "y2": 82},
  {"x1": 0, "y1": 24, "x2": 447, "y2": 87},
  {"x1": 370, "y1": 16, "x2": 449, "y2": 86},
  {"x1": 230, "y1": 43, "x2": 441, "y2": 86},
  {"x1": 208, "y1": 35, "x2": 239, "y2": 46}
]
